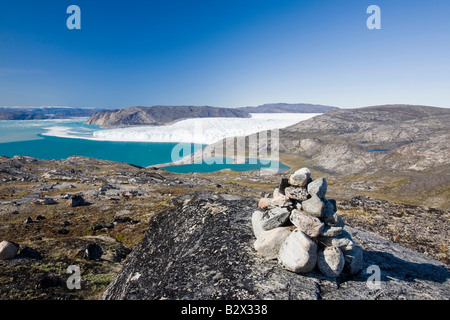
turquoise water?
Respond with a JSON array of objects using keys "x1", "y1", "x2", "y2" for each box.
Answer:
[
  {"x1": 166, "y1": 158, "x2": 289, "y2": 173},
  {"x1": 0, "y1": 119, "x2": 289, "y2": 173},
  {"x1": 0, "y1": 118, "x2": 96, "y2": 143},
  {"x1": 0, "y1": 135, "x2": 190, "y2": 167}
]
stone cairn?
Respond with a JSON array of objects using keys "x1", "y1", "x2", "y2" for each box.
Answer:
[{"x1": 252, "y1": 168, "x2": 363, "y2": 278}]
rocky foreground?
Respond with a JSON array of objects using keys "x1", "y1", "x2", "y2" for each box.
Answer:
[
  {"x1": 102, "y1": 191, "x2": 449, "y2": 300},
  {"x1": 0, "y1": 155, "x2": 448, "y2": 300}
]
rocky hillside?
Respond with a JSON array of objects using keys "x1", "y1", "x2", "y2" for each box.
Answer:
[
  {"x1": 237, "y1": 103, "x2": 339, "y2": 113},
  {"x1": 0, "y1": 109, "x2": 48, "y2": 120},
  {"x1": 278, "y1": 105, "x2": 450, "y2": 209},
  {"x1": 280, "y1": 105, "x2": 449, "y2": 170},
  {"x1": 174, "y1": 105, "x2": 449, "y2": 209},
  {"x1": 85, "y1": 106, "x2": 250, "y2": 128}
]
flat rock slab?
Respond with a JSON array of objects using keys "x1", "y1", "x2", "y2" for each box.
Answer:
[
  {"x1": 330, "y1": 226, "x2": 450, "y2": 300},
  {"x1": 102, "y1": 192, "x2": 450, "y2": 300},
  {"x1": 261, "y1": 207, "x2": 291, "y2": 231}
]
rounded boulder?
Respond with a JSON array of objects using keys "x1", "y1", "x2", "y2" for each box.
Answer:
[{"x1": 0, "y1": 241, "x2": 19, "y2": 260}]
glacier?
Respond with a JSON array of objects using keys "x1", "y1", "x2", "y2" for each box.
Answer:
[{"x1": 42, "y1": 113, "x2": 321, "y2": 144}]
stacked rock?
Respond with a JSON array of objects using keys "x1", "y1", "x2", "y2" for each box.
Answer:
[{"x1": 252, "y1": 168, "x2": 363, "y2": 278}]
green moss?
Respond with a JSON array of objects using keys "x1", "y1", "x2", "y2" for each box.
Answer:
[
  {"x1": 0, "y1": 276, "x2": 14, "y2": 284},
  {"x1": 34, "y1": 261, "x2": 67, "y2": 275},
  {"x1": 83, "y1": 272, "x2": 116, "y2": 286}
]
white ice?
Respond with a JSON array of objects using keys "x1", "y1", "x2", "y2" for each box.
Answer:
[{"x1": 42, "y1": 113, "x2": 320, "y2": 144}]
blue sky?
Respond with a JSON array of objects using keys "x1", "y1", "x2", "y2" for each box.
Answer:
[{"x1": 0, "y1": 0, "x2": 449, "y2": 109}]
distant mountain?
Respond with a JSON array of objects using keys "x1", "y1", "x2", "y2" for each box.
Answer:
[
  {"x1": 85, "y1": 106, "x2": 251, "y2": 128},
  {"x1": 1, "y1": 103, "x2": 336, "y2": 123},
  {"x1": 0, "y1": 107, "x2": 101, "y2": 120},
  {"x1": 236, "y1": 103, "x2": 339, "y2": 113},
  {"x1": 0, "y1": 109, "x2": 48, "y2": 120}
]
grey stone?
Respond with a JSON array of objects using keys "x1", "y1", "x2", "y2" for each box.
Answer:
[
  {"x1": 320, "y1": 225, "x2": 343, "y2": 237},
  {"x1": 67, "y1": 194, "x2": 88, "y2": 207},
  {"x1": 289, "y1": 209, "x2": 324, "y2": 238},
  {"x1": 34, "y1": 197, "x2": 57, "y2": 205},
  {"x1": 268, "y1": 196, "x2": 293, "y2": 209},
  {"x1": 261, "y1": 206, "x2": 291, "y2": 231},
  {"x1": 85, "y1": 243, "x2": 103, "y2": 260},
  {"x1": 323, "y1": 211, "x2": 345, "y2": 227},
  {"x1": 114, "y1": 217, "x2": 139, "y2": 225},
  {"x1": 297, "y1": 167, "x2": 311, "y2": 176},
  {"x1": 272, "y1": 188, "x2": 282, "y2": 198},
  {"x1": 278, "y1": 229, "x2": 318, "y2": 273},
  {"x1": 343, "y1": 245, "x2": 364, "y2": 275},
  {"x1": 319, "y1": 230, "x2": 354, "y2": 251},
  {"x1": 23, "y1": 217, "x2": 33, "y2": 224},
  {"x1": 92, "y1": 223, "x2": 114, "y2": 231},
  {"x1": 284, "y1": 186, "x2": 309, "y2": 201},
  {"x1": 254, "y1": 227, "x2": 292, "y2": 260},
  {"x1": 0, "y1": 241, "x2": 19, "y2": 260},
  {"x1": 317, "y1": 246, "x2": 345, "y2": 278},
  {"x1": 288, "y1": 168, "x2": 310, "y2": 187},
  {"x1": 251, "y1": 210, "x2": 265, "y2": 239},
  {"x1": 19, "y1": 247, "x2": 42, "y2": 260},
  {"x1": 219, "y1": 194, "x2": 243, "y2": 201},
  {"x1": 307, "y1": 178, "x2": 327, "y2": 199},
  {"x1": 302, "y1": 195, "x2": 325, "y2": 218},
  {"x1": 57, "y1": 228, "x2": 70, "y2": 235}
]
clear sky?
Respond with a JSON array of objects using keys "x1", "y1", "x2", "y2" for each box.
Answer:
[{"x1": 0, "y1": 0, "x2": 449, "y2": 109}]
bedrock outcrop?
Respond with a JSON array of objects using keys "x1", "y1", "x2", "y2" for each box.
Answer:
[{"x1": 101, "y1": 191, "x2": 450, "y2": 300}]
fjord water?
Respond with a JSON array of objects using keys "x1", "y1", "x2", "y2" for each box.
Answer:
[
  {"x1": 0, "y1": 135, "x2": 184, "y2": 167},
  {"x1": 165, "y1": 158, "x2": 289, "y2": 173},
  {"x1": 0, "y1": 119, "x2": 289, "y2": 172}
]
